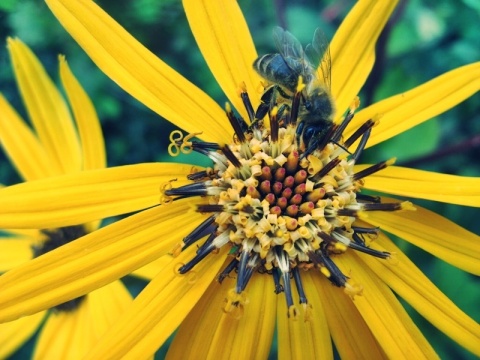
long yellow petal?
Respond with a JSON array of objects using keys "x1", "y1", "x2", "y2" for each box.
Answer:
[
  {"x1": 314, "y1": 273, "x2": 386, "y2": 359},
  {"x1": 349, "y1": 62, "x2": 480, "y2": 146},
  {"x1": 0, "y1": 201, "x2": 205, "y2": 322},
  {"x1": 0, "y1": 311, "x2": 45, "y2": 358},
  {"x1": 45, "y1": 0, "x2": 232, "y2": 144},
  {"x1": 34, "y1": 280, "x2": 132, "y2": 359},
  {"x1": 358, "y1": 165, "x2": 480, "y2": 206},
  {"x1": 0, "y1": 237, "x2": 33, "y2": 272},
  {"x1": 168, "y1": 273, "x2": 275, "y2": 359},
  {"x1": 59, "y1": 56, "x2": 106, "y2": 171},
  {"x1": 183, "y1": 0, "x2": 260, "y2": 124},
  {"x1": 0, "y1": 162, "x2": 193, "y2": 228},
  {"x1": 277, "y1": 272, "x2": 333, "y2": 360},
  {"x1": 132, "y1": 255, "x2": 173, "y2": 280},
  {"x1": 7, "y1": 38, "x2": 82, "y2": 174},
  {"x1": 335, "y1": 254, "x2": 438, "y2": 359},
  {"x1": 365, "y1": 199, "x2": 480, "y2": 275},
  {"x1": 0, "y1": 94, "x2": 59, "y2": 180},
  {"x1": 330, "y1": 0, "x2": 398, "y2": 114},
  {"x1": 86, "y1": 246, "x2": 225, "y2": 359},
  {"x1": 358, "y1": 232, "x2": 480, "y2": 356}
]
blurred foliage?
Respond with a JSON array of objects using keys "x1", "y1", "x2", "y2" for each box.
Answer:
[{"x1": 0, "y1": 0, "x2": 478, "y2": 359}]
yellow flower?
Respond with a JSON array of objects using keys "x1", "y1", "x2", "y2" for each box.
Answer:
[
  {"x1": 0, "y1": 0, "x2": 478, "y2": 358},
  {"x1": 0, "y1": 39, "x2": 134, "y2": 358}
]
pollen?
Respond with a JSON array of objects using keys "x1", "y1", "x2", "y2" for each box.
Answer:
[{"x1": 165, "y1": 85, "x2": 413, "y2": 317}]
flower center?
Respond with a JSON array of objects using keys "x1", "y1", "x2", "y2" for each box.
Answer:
[
  {"x1": 164, "y1": 84, "x2": 411, "y2": 318},
  {"x1": 32, "y1": 225, "x2": 87, "y2": 312}
]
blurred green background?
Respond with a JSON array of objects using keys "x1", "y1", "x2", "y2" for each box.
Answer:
[{"x1": 0, "y1": 0, "x2": 478, "y2": 359}]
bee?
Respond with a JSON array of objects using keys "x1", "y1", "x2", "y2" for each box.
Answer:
[{"x1": 253, "y1": 27, "x2": 335, "y2": 156}]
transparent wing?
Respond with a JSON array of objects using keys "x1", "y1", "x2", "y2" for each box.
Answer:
[
  {"x1": 305, "y1": 28, "x2": 332, "y2": 89},
  {"x1": 272, "y1": 27, "x2": 306, "y2": 77}
]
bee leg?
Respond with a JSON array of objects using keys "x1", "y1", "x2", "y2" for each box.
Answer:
[
  {"x1": 252, "y1": 86, "x2": 276, "y2": 128},
  {"x1": 295, "y1": 121, "x2": 305, "y2": 147},
  {"x1": 300, "y1": 123, "x2": 336, "y2": 159}
]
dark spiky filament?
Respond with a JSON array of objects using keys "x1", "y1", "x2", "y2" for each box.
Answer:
[{"x1": 165, "y1": 85, "x2": 412, "y2": 318}]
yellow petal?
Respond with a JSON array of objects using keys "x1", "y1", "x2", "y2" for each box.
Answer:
[
  {"x1": 349, "y1": 62, "x2": 480, "y2": 146},
  {"x1": 277, "y1": 272, "x2": 332, "y2": 360},
  {"x1": 7, "y1": 38, "x2": 82, "y2": 174},
  {"x1": 335, "y1": 254, "x2": 438, "y2": 359},
  {"x1": 330, "y1": 0, "x2": 398, "y2": 114},
  {"x1": 0, "y1": 237, "x2": 33, "y2": 272},
  {"x1": 357, "y1": 165, "x2": 480, "y2": 206},
  {"x1": 59, "y1": 55, "x2": 106, "y2": 170},
  {"x1": 0, "y1": 311, "x2": 45, "y2": 358},
  {"x1": 132, "y1": 255, "x2": 173, "y2": 280},
  {"x1": 0, "y1": 94, "x2": 58, "y2": 180},
  {"x1": 314, "y1": 273, "x2": 386, "y2": 359},
  {"x1": 0, "y1": 201, "x2": 205, "y2": 322},
  {"x1": 365, "y1": 199, "x2": 480, "y2": 275},
  {"x1": 0, "y1": 163, "x2": 193, "y2": 228},
  {"x1": 167, "y1": 273, "x2": 275, "y2": 359},
  {"x1": 358, "y1": 232, "x2": 480, "y2": 356},
  {"x1": 34, "y1": 280, "x2": 132, "y2": 359},
  {"x1": 45, "y1": 0, "x2": 232, "y2": 144},
  {"x1": 86, "y1": 245, "x2": 225, "y2": 359},
  {"x1": 183, "y1": 0, "x2": 260, "y2": 123}
]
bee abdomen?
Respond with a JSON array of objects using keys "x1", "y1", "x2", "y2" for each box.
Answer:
[{"x1": 253, "y1": 54, "x2": 298, "y2": 91}]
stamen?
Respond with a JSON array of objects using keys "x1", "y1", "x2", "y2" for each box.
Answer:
[
  {"x1": 344, "y1": 118, "x2": 377, "y2": 148},
  {"x1": 351, "y1": 128, "x2": 371, "y2": 162},
  {"x1": 311, "y1": 157, "x2": 341, "y2": 182},
  {"x1": 178, "y1": 232, "x2": 229, "y2": 274},
  {"x1": 270, "y1": 106, "x2": 279, "y2": 142},
  {"x1": 196, "y1": 204, "x2": 224, "y2": 213},
  {"x1": 218, "y1": 258, "x2": 240, "y2": 283},
  {"x1": 238, "y1": 82, "x2": 255, "y2": 123},
  {"x1": 353, "y1": 158, "x2": 396, "y2": 181},
  {"x1": 356, "y1": 194, "x2": 381, "y2": 203},
  {"x1": 331, "y1": 97, "x2": 360, "y2": 142},
  {"x1": 221, "y1": 144, "x2": 242, "y2": 168},
  {"x1": 164, "y1": 182, "x2": 209, "y2": 197},
  {"x1": 292, "y1": 267, "x2": 307, "y2": 304},
  {"x1": 180, "y1": 215, "x2": 217, "y2": 249},
  {"x1": 225, "y1": 102, "x2": 246, "y2": 143},
  {"x1": 187, "y1": 168, "x2": 216, "y2": 181},
  {"x1": 357, "y1": 201, "x2": 411, "y2": 212},
  {"x1": 288, "y1": 86, "x2": 303, "y2": 125}
]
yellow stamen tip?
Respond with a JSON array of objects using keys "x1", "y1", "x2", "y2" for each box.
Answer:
[
  {"x1": 350, "y1": 96, "x2": 360, "y2": 111},
  {"x1": 400, "y1": 201, "x2": 416, "y2": 211},
  {"x1": 296, "y1": 76, "x2": 305, "y2": 92},
  {"x1": 320, "y1": 266, "x2": 331, "y2": 278},
  {"x1": 372, "y1": 113, "x2": 383, "y2": 122},
  {"x1": 344, "y1": 280, "x2": 363, "y2": 298},
  {"x1": 270, "y1": 106, "x2": 278, "y2": 117}
]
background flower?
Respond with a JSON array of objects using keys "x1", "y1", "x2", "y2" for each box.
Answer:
[
  {"x1": 0, "y1": 39, "x2": 145, "y2": 358},
  {"x1": 0, "y1": 3, "x2": 478, "y2": 358}
]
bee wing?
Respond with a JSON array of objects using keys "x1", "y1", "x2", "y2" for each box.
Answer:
[
  {"x1": 305, "y1": 28, "x2": 332, "y2": 89},
  {"x1": 272, "y1": 27, "x2": 306, "y2": 77}
]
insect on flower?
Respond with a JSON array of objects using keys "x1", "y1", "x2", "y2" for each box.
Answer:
[{"x1": 253, "y1": 27, "x2": 336, "y2": 158}]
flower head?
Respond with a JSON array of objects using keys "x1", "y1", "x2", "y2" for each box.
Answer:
[{"x1": 0, "y1": 0, "x2": 478, "y2": 358}]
